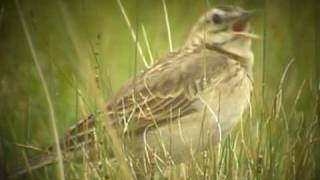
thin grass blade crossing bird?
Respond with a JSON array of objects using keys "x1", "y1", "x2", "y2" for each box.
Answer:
[{"x1": 9, "y1": 5, "x2": 259, "y2": 178}]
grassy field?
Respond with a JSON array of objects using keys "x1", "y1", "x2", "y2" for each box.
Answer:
[{"x1": 0, "y1": 0, "x2": 319, "y2": 179}]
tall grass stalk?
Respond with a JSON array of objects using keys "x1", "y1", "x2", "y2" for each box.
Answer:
[
  {"x1": 117, "y1": 0, "x2": 150, "y2": 68},
  {"x1": 14, "y1": 0, "x2": 65, "y2": 179},
  {"x1": 141, "y1": 24, "x2": 154, "y2": 64},
  {"x1": 161, "y1": 0, "x2": 173, "y2": 51},
  {"x1": 58, "y1": 2, "x2": 134, "y2": 179}
]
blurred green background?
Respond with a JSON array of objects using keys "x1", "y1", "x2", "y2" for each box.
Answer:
[{"x1": 0, "y1": 0, "x2": 319, "y2": 179}]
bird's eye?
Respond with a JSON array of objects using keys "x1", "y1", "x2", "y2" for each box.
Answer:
[{"x1": 212, "y1": 14, "x2": 222, "y2": 24}]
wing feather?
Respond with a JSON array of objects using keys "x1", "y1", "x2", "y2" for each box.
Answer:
[{"x1": 107, "y1": 49, "x2": 230, "y2": 133}]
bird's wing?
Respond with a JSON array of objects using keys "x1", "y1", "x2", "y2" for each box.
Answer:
[{"x1": 107, "y1": 49, "x2": 230, "y2": 133}]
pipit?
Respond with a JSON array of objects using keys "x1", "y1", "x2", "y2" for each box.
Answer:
[{"x1": 10, "y1": 5, "x2": 258, "y2": 177}]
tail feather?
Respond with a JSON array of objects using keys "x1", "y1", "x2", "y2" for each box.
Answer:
[
  {"x1": 9, "y1": 153, "x2": 58, "y2": 178},
  {"x1": 9, "y1": 114, "x2": 98, "y2": 177}
]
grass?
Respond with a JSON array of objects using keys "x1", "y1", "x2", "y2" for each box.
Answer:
[
  {"x1": 14, "y1": 0, "x2": 64, "y2": 179},
  {"x1": 0, "y1": 0, "x2": 319, "y2": 179}
]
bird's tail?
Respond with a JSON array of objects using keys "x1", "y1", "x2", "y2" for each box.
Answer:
[
  {"x1": 9, "y1": 114, "x2": 98, "y2": 178},
  {"x1": 9, "y1": 153, "x2": 59, "y2": 178}
]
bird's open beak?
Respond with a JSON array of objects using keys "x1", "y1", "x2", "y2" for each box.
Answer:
[{"x1": 230, "y1": 10, "x2": 261, "y2": 39}]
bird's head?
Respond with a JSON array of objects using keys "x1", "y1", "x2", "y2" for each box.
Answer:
[{"x1": 185, "y1": 6, "x2": 259, "y2": 60}]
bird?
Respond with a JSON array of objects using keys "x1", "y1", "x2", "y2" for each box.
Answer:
[{"x1": 9, "y1": 5, "x2": 258, "y2": 178}]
